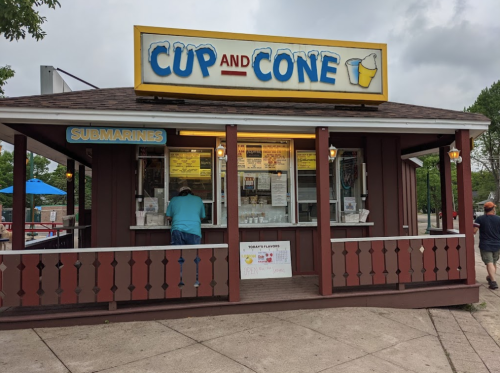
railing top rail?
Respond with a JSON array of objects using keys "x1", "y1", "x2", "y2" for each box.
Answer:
[
  {"x1": 331, "y1": 234, "x2": 465, "y2": 243},
  {"x1": 0, "y1": 243, "x2": 229, "y2": 256}
]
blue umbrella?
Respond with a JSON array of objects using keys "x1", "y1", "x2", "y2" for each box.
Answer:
[{"x1": 0, "y1": 178, "x2": 66, "y2": 195}]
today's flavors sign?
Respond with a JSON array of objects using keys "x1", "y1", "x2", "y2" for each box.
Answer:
[
  {"x1": 240, "y1": 241, "x2": 292, "y2": 279},
  {"x1": 134, "y1": 26, "x2": 387, "y2": 104}
]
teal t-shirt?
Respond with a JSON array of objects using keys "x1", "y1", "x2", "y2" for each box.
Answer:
[{"x1": 166, "y1": 194, "x2": 206, "y2": 237}]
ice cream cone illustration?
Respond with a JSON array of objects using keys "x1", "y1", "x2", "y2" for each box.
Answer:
[{"x1": 358, "y1": 53, "x2": 377, "y2": 88}]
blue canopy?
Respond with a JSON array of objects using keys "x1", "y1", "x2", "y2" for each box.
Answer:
[{"x1": 0, "y1": 178, "x2": 66, "y2": 195}]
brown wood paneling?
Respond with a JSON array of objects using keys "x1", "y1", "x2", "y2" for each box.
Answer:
[
  {"x1": 371, "y1": 240, "x2": 385, "y2": 285},
  {"x1": 422, "y1": 238, "x2": 437, "y2": 281},
  {"x1": 41, "y1": 254, "x2": 59, "y2": 306},
  {"x1": 409, "y1": 239, "x2": 424, "y2": 282},
  {"x1": 358, "y1": 241, "x2": 372, "y2": 286},
  {"x1": 197, "y1": 248, "x2": 213, "y2": 297},
  {"x1": 149, "y1": 250, "x2": 165, "y2": 299},
  {"x1": 241, "y1": 230, "x2": 260, "y2": 242},
  {"x1": 384, "y1": 240, "x2": 399, "y2": 284},
  {"x1": 382, "y1": 138, "x2": 400, "y2": 237},
  {"x1": 458, "y1": 237, "x2": 468, "y2": 280},
  {"x1": 348, "y1": 228, "x2": 364, "y2": 238},
  {"x1": 181, "y1": 250, "x2": 197, "y2": 298},
  {"x1": 93, "y1": 146, "x2": 113, "y2": 247},
  {"x1": 114, "y1": 251, "x2": 131, "y2": 301},
  {"x1": 397, "y1": 240, "x2": 411, "y2": 283},
  {"x1": 12, "y1": 135, "x2": 26, "y2": 250},
  {"x1": 213, "y1": 248, "x2": 229, "y2": 296},
  {"x1": 0, "y1": 255, "x2": 2, "y2": 307},
  {"x1": 60, "y1": 253, "x2": 78, "y2": 304},
  {"x1": 299, "y1": 230, "x2": 314, "y2": 273},
  {"x1": 435, "y1": 238, "x2": 448, "y2": 281},
  {"x1": 78, "y1": 252, "x2": 96, "y2": 303},
  {"x1": 135, "y1": 232, "x2": 149, "y2": 246},
  {"x1": 132, "y1": 251, "x2": 149, "y2": 300},
  {"x1": 331, "y1": 242, "x2": 346, "y2": 287},
  {"x1": 366, "y1": 137, "x2": 384, "y2": 236},
  {"x1": 402, "y1": 163, "x2": 408, "y2": 227},
  {"x1": 345, "y1": 241, "x2": 359, "y2": 286},
  {"x1": 446, "y1": 237, "x2": 460, "y2": 280},
  {"x1": 150, "y1": 231, "x2": 168, "y2": 246},
  {"x1": 204, "y1": 230, "x2": 224, "y2": 244},
  {"x1": 165, "y1": 250, "x2": 181, "y2": 298},
  {"x1": 332, "y1": 229, "x2": 347, "y2": 238},
  {"x1": 22, "y1": 254, "x2": 40, "y2": 306},
  {"x1": 261, "y1": 230, "x2": 278, "y2": 241},
  {"x1": 2, "y1": 255, "x2": 21, "y2": 306},
  {"x1": 97, "y1": 252, "x2": 114, "y2": 302}
]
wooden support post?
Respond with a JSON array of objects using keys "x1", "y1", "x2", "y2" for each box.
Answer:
[
  {"x1": 67, "y1": 159, "x2": 75, "y2": 248},
  {"x1": 78, "y1": 164, "x2": 86, "y2": 248},
  {"x1": 12, "y1": 134, "x2": 27, "y2": 250},
  {"x1": 439, "y1": 146, "x2": 454, "y2": 232},
  {"x1": 226, "y1": 125, "x2": 240, "y2": 302},
  {"x1": 316, "y1": 127, "x2": 333, "y2": 295},
  {"x1": 455, "y1": 130, "x2": 475, "y2": 285}
]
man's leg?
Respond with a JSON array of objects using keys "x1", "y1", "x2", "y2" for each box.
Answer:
[
  {"x1": 185, "y1": 232, "x2": 201, "y2": 245},
  {"x1": 487, "y1": 263, "x2": 496, "y2": 282}
]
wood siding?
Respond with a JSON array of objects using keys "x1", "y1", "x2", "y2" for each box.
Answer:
[{"x1": 402, "y1": 160, "x2": 418, "y2": 236}]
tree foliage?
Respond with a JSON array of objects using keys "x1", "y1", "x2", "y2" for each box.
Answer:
[
  {"x1": 0, "y1": 65, "x2": 15, "y2": 97},
  {"x1": 467, "y1": 80, "x2": 500, "y2": 206},
  {"x1": 0, "y1": 0, "x2": 61, "y2": 42}
]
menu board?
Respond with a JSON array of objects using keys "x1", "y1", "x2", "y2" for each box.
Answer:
[
  {"x1": 240, "y1": 241, "x2": 292, "y2": 279},
  {"x1": 257, "y1": 173, "x2": 271, "y2": 190},
  {"x1": 170, "y1": 152, "x2": 211, "y2": 178},
  {"x1": 271, "y1": 174, "x2": 288, "y2": 206},
  {"x1": 225, "y1": 143, "x2": 289, "y2": 171},
  {"x1": 297, "y1": 151, "x2": 316, "y2": 170}
]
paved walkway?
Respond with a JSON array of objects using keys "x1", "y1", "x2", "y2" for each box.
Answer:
[{"x1": 2, "y1": 247, "x2": 500, "y2": 372}]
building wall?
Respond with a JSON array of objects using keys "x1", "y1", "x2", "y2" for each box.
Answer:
[{"x1": 401, "y1": 160, "x2": 419, "y2": 236}]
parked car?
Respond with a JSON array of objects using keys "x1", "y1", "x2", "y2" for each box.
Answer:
[{"x1": 439, "y1": 211, "x2": 458, "y2": 220}]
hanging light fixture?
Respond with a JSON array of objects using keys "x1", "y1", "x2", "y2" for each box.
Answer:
[
  {"x1": 448, "y1": 147, "x2": 462, "y2": 164},
  {"x1": 328, "y1": 145, "x2": 337, "y2": 162},
  {"x1": 217, "y1": 144, "x2": 227, "y2": 162},
  {"x1": 65, "y1": 171, "x2": 74, "y2": 182}
]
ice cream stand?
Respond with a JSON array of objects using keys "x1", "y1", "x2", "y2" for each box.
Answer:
[{"x1": 0, "y1": 26, "x2": 490, "y2": 328}]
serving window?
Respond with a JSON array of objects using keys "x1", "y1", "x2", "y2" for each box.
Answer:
[
  {"x1": 167, "y1": 148, "x2": 214, "y2": 224},
  {"x1": 138, "y1": 146, "x2": 166, "y2": 214},
  {"x1": 219, "y1": 140, "x2": 292, "y2": 225}
]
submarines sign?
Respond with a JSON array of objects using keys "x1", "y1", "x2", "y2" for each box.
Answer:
[
  {"x1": 67, "y1": 127, "x2": 167, "y2": 145},
  {"x1": 134, "y1": 26, "x2": 388, "y2": 104}
]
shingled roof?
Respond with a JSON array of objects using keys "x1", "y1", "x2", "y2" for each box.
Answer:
[{"x1": 0, "y1": 87, "x2": 489, "y2": 122}]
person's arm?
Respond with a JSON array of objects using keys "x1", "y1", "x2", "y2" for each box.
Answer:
[
  {"x1": 200, "y1": 199, "x2": 206, "y2": 220},
  {"x1": 166, "y1": 199, "x2": 173, "y2": 222},
  {"x1": 473, "y1": 216, "x2": 480, "y2": 234}
]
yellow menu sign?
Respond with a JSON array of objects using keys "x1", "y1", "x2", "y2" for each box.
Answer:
[
  {"x1": 297, "y1": 151, "x2": 316, "y2": 170},
  {"x1": 169, "y1": 152, "x2": 212, "y2": 178}
]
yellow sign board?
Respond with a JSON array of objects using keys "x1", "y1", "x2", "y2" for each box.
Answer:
[
  {"x1": 169, "y1": 152, "x2": 212, "y2": 178},
  {"x1": 297, "y1": 151, "x2": 316, "y2": 170}
]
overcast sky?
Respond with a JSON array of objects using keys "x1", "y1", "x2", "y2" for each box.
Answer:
[{"x1": 1, "y1": 0, "x2": 499, "y2": 111}]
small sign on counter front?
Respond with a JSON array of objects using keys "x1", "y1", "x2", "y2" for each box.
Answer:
[{"x1": 240, "y1": 241, "x2": 292, "y2": 279}]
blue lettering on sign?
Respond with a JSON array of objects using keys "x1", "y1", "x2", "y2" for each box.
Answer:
[
  {"x1": 273, "y1": 49, "x2": 294, "y2": 82},
  {"x1": 150, "y1": 46, "x2": 172, "y2": 77},
  {"x1": 319, "y1": 51, "x2": 340, "y2": 85},
  {"x1": 173, "y1": 44, "x2": 194, "y2": 77},
  {"x1": 297, "y1": 51, "x2": 319, "y2": 83},
  {"x1": 252, "y1": 48, "x2": 272, "y2": 82},
  {"x1": 195, "y1": 47, "x2": 217, "y2": 77}
]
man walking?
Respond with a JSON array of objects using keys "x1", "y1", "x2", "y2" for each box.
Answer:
[
  {"x1": 166, "y1": 186, "x2": 205, "y2": 245},
  {"x1": 474, "y1": 202, "x2": 500, "y2": 289}
]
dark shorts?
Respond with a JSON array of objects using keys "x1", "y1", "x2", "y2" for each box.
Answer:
[
  {"x1": 171, "y1": 230, "x2": 201, "y2": 245},
  {"x1": 480, "y1": 250, "x2": 500, "y2": 265}
]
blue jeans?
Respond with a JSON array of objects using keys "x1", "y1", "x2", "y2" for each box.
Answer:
[{"x1": 171, "y1": 230, "x2": 201, "y2": 245}]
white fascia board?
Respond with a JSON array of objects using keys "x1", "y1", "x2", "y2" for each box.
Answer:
[
  {"x1": 0, "y1": 107, "x2": 490, "y2": 134},
  {"x1": 408, "y1": 157, "x2": 424, "y2": 167}
]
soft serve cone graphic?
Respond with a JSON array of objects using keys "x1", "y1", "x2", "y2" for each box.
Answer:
[{"x1": 358, "y1": 53, "x2": 377, "y2": 88}]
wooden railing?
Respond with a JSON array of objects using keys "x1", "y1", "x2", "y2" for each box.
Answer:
[
  {"x1": 0, "y1": 244, "x2": 229, "y2": 307},
  {"x1": 331, "y1": 235, "x2": 467, "y2": 287},
  {"x1": 24, "y1": 233, "x2": 73, "y2": 250}
]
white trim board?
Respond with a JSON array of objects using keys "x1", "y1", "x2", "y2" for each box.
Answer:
[
  {"x1": 0, "y1": 243, "x2": 228, "y2": 256},
  {"x1": 331, "y1": 234, "x2": 465, "y2": 243},
  {"x1": 0, "y1": 107, "x2": 489, "y2": 135}
]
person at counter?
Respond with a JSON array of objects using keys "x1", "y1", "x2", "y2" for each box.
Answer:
[{"x1": 166, "y1": 186, "x2": 205, "y2": 245}]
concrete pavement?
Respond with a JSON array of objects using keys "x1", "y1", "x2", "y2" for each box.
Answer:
[{"x1": 2, "y1": 241, "x2": 500, "y2": 372}]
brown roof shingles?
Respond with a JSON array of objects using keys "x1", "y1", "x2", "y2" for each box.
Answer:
[{"x1": 0, "y1": 87, "x2": 489, "y2": 122}]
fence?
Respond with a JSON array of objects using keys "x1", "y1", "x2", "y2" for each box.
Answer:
[
  {"x1": 331, "y1": 235, "x2": 467, "y2": 287},
  {"x1": 0, "y1": 244, "x2": 229, "y2": 307}
]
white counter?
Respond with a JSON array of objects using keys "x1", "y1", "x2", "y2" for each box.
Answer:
[{"x1": 130, "y1": 222, "x2": 374, "y2": 230}]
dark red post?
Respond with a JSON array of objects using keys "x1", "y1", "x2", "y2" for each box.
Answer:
[
  {"x1": 78, "y1": 164, "x2": 86, "y2": 248},
  {"x1": 455, "y1": 130, "x2": 475, "y2": 285},
  {"x1": 67, "y1": 159, "x2": 75, "y2": 248},
  {"x1": 439, "y1": 146, "x2": 454, "y2": 232},
  {"x1": 12, "y1": 134, "x2": 27, "y2": 250},
  {"x1": 226, "y1": 125, "x2": 240, "y2": 302},
  {"x1": 316, "y1": 127, "x2": 333, "y2": 295}
]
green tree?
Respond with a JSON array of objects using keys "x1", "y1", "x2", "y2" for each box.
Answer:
[
  {"x1": 0, "y1": 150, "x2": 14, "y2": 208},
  {"x1": 0, "y1": 65, "x2": 15, "y2": 97},
  {"x1": 416, "y1": 154, "x2": 458, "y2": 227},
  {"x1": 471, "y1": 170, "x2": 496, "y2": 204},
  {"x1": 467, "y1": 80, "x2": 500, "y2": 206},
  {"x1": 45, "y1": 164, "x2": 92, "y2": 209},
  {"x1": 0, "y1": 0, "x2": 61, "y2": 41}
]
